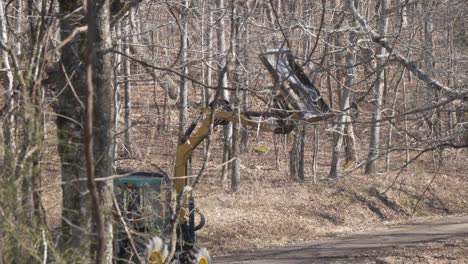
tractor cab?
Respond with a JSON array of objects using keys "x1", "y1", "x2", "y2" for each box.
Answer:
[{"x1": 113, "y1": 171, "x2": 171, "y2": 262}]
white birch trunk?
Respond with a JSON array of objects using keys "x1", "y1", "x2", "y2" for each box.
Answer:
[
  {"x1": 218, "y1": 0, "x2": 232, "y2": 188},
  {"x1": 365, "y1": 0, "x2": 389, "y2": 175},
  {"x1": 124, "y1": 16, "x2": 132, "y2": 155}
]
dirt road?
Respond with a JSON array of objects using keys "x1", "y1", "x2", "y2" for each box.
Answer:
[{"x1": 214, "y1": 215, "x2": 468, "y2": 263}]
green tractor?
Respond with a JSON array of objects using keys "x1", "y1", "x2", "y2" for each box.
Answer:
[{"x1": 113, "y1": 171, "x2": 210, "y2": 264}]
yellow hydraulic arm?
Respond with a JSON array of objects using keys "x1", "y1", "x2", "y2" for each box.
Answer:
[
  {"x1": 174, "y1": 106, "x2": 295, "y2": 194},
  {"x1": 172, "y1": 101, "x2": 300, "y2": 251}
]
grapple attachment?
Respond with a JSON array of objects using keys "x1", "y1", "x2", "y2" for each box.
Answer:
[{"x1": 260, "y1": 48, "x2": 334, "y2": 122}]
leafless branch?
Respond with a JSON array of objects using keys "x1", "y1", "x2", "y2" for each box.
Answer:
[
  {"x1": 346, "y1": 0, "x2": 466, "y2": 99},
  {"x1": 84, "y1": 1, "x2": 105, "y2": 262},
  {"x1": 54, "y1": 25, "x2": 87, "y2": 51}
]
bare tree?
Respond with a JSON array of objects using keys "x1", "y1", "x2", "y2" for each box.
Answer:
[
  {"x1": 85, "y1": 0, "x2": 114, "y2": 261},
  {"x1": 113, "y1": 22, "x2": 122, "y2": 160},
  {"x1": 290, "y1": 124, "x2": 306, "y2": 182},
  {"x1": 55, "y1": 0, "x2": 127, "y2": 260},
  {"x1": 365, "y1": 0, "x2": 390, "y2": 175},
  {"x1": 0, "y1": 0, "x2": 15, "y2": 158},
  {"x1": 178, "y1": 0, "x2": 189, "y2": 137},
  {"x1": 218, "y1": 0, "x2": 232, "y2": 189},
  {"x1": 230, "y1": 1, "x2": 241, "y2": 192},
  {"x1": 329, "y1": 0, "x2": 357, "y2": 178},
  {"x1": 55, "y1": 2, "x2": 92, "y2": 258},
  {"x1": 0, "y1": 0, "x2": 52, "y2": 261}
]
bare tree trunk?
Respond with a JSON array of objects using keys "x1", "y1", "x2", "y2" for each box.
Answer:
[
  {"x1": 204, "y1": 2, "x2": 212, "y2": 107},
  {"x1": 397, "y1": 0, "x2": 407, "y2": 29},
  {"x1": 241, "y1": 85, "x2": 249, "y2": 151},
  {"x1": 218, "y1": 0, "x2": 232, "y2": 189},
  {"x1": 0, "y1": 0, "x2": 53, "y2": 259},
  {"x1": 123, "y1": 23, "x2": 132, "y2": 156},
  {"x1": 178, "y1": 0, "x2": 189, "y2": 136},
  {"x1": 0, "y1": 0, "x2": 15, "y2": 157},
  {"x1": 14, "y1": 0, "x2": 22, "y2": 56},
  {"x1": 123, "y1": 2, "x2": 140, "y2": 156},
  {"x1": 85, "y1": 0, "x2": 114, "y2": 261},
  {"x1": 231, "y1": 123, "x2": 240, "y2": 192},
  {"x1": 422, "y1": 0, "x2": 442, "y2": 145},
  {"x1": 113, "y1": 23, "x2": 122, "y2": 160},
  {"x1": 201, "y1": 6, "x2": 213, "y2": 156},
  {"x1": 289, "y1": 128, "x2": 299, "y2": 180},
  {"x1": 299, "y1": 124, "x2": 306, "y2": 181},
  {"x1": 273, "y1": 134, "x2": 280, "y2": 169},
  {"x1": 446, "y1": 6, "x2": 458, "y2": 142},
  {"x1": 22, "y1": 0, "x2": 47, "y2": 227},
  {"x1": 329, "y1": 84, "x2": 352, "y2": 178},
  {"x1": 290, "y1": 125, "x2": 305, "y2": 182},
  {"x1": 231, "y1": 113, "x2": 240, "y2": 192},
  {"x1": 56, "y1": 0, "x2": 116, "y2": 260},
  {"x1": 230, "y1": 2, "x2": 240, "y2": 192},
  {"x1": 344, "y1": 119, "x2": 357, "y2": 166},
  {"x1": 311, "y1": 125, "x2": 319, "y2": 183},
  {"x1": 365, "y1": 0, "x2": 389, "y2": 175},
  {"x1": 385, "y1": 68, "x2": 405, "y2": 171},
  {"x1": 403, "y1": 76, "x2": 410, "y2": 163},
  {"x1": 240, "y1": 29, "x2": 249, "y2": 152},
  {"x1": 329, "y1": 0, "x2": 356, "y2": 179},
  {"x1": 56, "y1": 0, "x2": 91, "y2": 259}
]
